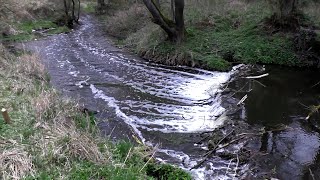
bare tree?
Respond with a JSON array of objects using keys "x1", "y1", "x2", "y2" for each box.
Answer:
[
  {"x1": 143, "y1": 0, "x2": 186, "y2": 43},
  {"x1": 63, "y1": 0, "x2": 80, "y2": 27}
]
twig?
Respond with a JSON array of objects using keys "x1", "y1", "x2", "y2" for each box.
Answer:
[
  {"x1": 245, "y1": 73, "x2": 269, "y2": 79},
  {"x1": 309, "y1": 168, "x2": 315, "y2": 180},
  {"x1": 195, "y1": 134, "x2": 210, "y2": 145},
  {"x1": 311, "y1": 81, "x2": 320, "y2": 88},
  {"x1": 191, "y1": 130, "x2": 234, "y2": 170},
  {"x1": 236, "y1": 132, "x2": 264, "y2": 137},
  {"x1": 237, "y1": 94, "x2": 248, "y2": 105},
  {"x1": 228, "y1": 82, "x2": 249, "y2": 98},
  {"x1": 122, "y1": 147, "x2": 132, "y2": 167},
  {"x1": 139, "y1": 145, "x2": 158, "y2": 172},
  {"x1": 225, "y1": 159, "x2": 234, "y2": 176},
  {"x1": 215, "y1": 136, "x2": 248, "y2": 152},
  {"x1": 233, "y1": 154, "x2": 239, "y2": 180},
  {"x1": 108, "y1": 126, "x2": 117, "y2": 139},
  {"x1": 253, "y1": 79, "x2": 267, "y2": 87}
]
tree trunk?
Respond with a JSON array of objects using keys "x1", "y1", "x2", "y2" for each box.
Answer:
[
  {"x1": 97, "y1": 0, "x2": 106, "y2": 14},
  {"x1": 174, "y1": 0, "x2": 185, "y2": 43},
  {"x1": 142, "y1": 0, "x2": 185, "y2": 43},
  {"x1": 278, "y1": 0, "x2": 297, "y2": 19},
  {"x1": 171, "y1": 0, "x2": 175, "y2": 22},
  {"x1": 63, "y1": 0, "x2": 73, "y2": 27},
  {"x1": 269, "y1": 0, "x2": 299, "y2": 30},
  {"x1": 76, "y1": 0, "x2": 80, "y2": 22},
  {"x1": 62, "y1": 0, "x2": 80, "y2": 27}
]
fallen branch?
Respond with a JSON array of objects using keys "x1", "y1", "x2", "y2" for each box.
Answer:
[{"x1": 245, "y1": 73, "x2": 269, "y2": 79}]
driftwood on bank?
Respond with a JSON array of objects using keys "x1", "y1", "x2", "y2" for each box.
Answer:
[{"x1": 245, "y1": 73, "x2": 269, "y2": 79}]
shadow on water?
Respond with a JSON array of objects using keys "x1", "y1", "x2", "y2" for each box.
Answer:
[{"x1": 230, "y1": 65, "x2": 320, "y2": 179}]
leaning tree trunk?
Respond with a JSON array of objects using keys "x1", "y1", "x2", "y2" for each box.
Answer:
[{"x1": 142, "y1": 0, "x2": 185, "y2": 43}]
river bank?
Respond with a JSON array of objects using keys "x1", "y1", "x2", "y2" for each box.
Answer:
[
  {"x1": 0, "y1": 1, "x2": 192, "y2": 179},
  {"x1": 98, "y1": 0, "x2": 320, "y2": 71}
]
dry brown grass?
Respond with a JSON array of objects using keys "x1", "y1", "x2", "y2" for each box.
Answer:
[
  {"x1": 16, "y1": 54, "x2": 47, "y2": 81},
  {"x1": 105, "y1": 3, "x2": 149, "y2": 39},
  {"x1": 0, "y1": 139, "x2": 34, "y2": 180},
  {"x1": 33, "y1": 121, "x2": 109, "y2": 165},
  {"x1": 31, "y1": 86, "x2": 110, "y2": 165},
  {"x1": 0, "y1": 45, "x2": 110, "y2": 178}
]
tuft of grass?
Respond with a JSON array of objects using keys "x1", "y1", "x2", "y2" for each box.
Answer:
[{"x1": 0, "y1": 142, "x2": 35, "y2": 180}]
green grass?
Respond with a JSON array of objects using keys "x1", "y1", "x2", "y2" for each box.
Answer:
[
  {"x1": 0, "y1": 20, "x2": 70, "y2": 42},
  {"x1": 151, "y1": 12, "x2": 300, "y2": 71},
  {"x1": 82, "y1": 2, "x2": 96, "y2": 13}
]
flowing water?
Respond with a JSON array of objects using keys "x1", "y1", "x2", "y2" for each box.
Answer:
[{"x1": 23, "y1": 15, "x2": 320, "y2": 179}]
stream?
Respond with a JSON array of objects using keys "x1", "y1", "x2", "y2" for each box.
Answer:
[{"x1": 23, "y1": 15, "x2": 320, "y2": 179}]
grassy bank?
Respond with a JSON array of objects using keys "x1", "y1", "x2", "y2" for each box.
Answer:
[
  {"x1": 0, "y1": 45, "x2": 191, "y2": 179},
  {"x1": 0, "y1": 0, "x2": 71, "y2": 43},
  {"x1": 101, "y1": 0, "x2": 320, "y2": 71}
]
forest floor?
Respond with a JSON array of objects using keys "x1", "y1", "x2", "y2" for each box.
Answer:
[{"x1": 98, "y1": 0, "x2": 320, "y2": 71}]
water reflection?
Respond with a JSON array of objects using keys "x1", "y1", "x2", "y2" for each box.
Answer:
[{"x1": 232, "y1": 66, "x2": 320, "y2": 179}]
